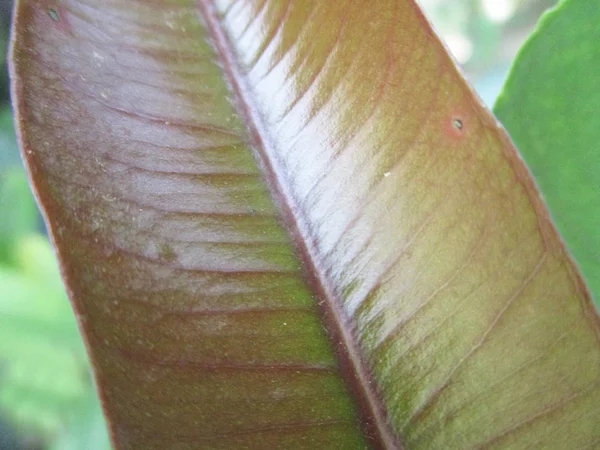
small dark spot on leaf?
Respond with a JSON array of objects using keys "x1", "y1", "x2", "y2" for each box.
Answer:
[
  {"x1": 48, "y1": 8, "x2": 60, "y2": 22},
  {"x1": 158, "y1": 243, "x2": 177, "y2": 262},
  {"x1": 452, "y1": 118, "x2": 463, "y2": 131}
]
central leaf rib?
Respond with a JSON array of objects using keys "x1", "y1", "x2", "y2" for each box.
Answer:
[{"x1": 196, "y1": 1, "x2": 401, "y2": 448}]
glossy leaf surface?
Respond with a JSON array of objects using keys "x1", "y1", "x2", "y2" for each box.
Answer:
[
  {"x1": 10, "y1": 0, "x2": 600, "y2": 448},
  {"x1": 495, "y1": 0, "x2": 600, "y2": 304}
]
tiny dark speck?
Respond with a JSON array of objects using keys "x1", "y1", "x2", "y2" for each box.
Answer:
[
  {"x1": 48, "y1": 8, "x2": 60, "y2": 22},
  {"x1": 452, "y1": 118, "x2": 463, "y2": 130},
  {"x1": 159, "y1": 243, "x2": 177, "y2": 262}
]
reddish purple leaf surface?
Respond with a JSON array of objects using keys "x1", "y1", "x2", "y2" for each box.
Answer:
[{"x1": 10, "y1": 0, "x2": 600, "y2": 448}]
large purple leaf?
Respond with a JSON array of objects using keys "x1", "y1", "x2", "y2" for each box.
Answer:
[{"x1": 10, "y1": 0, "x2": 600, "y2": 448}]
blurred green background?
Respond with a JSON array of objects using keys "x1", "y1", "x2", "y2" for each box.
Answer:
[{"x1": 0, "y1": 0, "x2": 558, "y2": 448}]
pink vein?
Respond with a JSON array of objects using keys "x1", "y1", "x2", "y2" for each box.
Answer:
[
  {"x1": 474, "y1": 377, "x2": 600, "y2": 449},
  {"x1": 278, "y1": 0, "x2": 355, "y2": 121},
  {"x1": 375, "y1": 226, "x2": 487, "y2": 352},
  {"x1": 411, "y1": 330, "x2": 572, "y2": 445},
  {"x1": 402, "y1": 251, "x2": 549, "y2": 429},
  {"x1": 119, "y1": 417, "x2": 353, "y2": 441}
]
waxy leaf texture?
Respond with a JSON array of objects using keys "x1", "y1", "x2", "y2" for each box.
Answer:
[{"x1": 10, "y1": 0, "x2": 600, "y2": 448}]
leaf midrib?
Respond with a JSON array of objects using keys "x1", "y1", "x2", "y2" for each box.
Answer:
[{"x1": 195, "y1": 1, "x2": 402, "y2": 448}]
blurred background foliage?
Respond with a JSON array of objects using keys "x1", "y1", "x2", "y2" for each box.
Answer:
[
  {"x1": 0, "y1": 0, "x2": 558, "y2": 448},
  {"x1": 421, "y1": 0, "x2": 558, "y2": 105}
]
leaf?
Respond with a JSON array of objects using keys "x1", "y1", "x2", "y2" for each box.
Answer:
[
  {"x1": 0, "y1": 107, "x2": 22, "y2": 169},
  {"x1": 50, "y1": 395, "x2": 112, "y2": 450},
  {"x1": 494, "y1": 0, "x2": 600, "y2": 305},
  {"x1": 0, "y1": 169, "x2": 40, "y2": 264},
  {"x1": 10, "y1": 0, "x2": 600, "y2": 449}
]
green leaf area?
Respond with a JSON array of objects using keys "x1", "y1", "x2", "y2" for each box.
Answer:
[{"x1": 495, "y1": 0, "x2": 600, "y2": 306}]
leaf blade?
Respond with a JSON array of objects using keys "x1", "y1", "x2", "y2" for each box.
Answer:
[
  {"x1": 207, "y1": 0, "x2": 600, "y2": 445},
  {"x1": 10, "y1": 0, "x2": 600, "y2": 449}
]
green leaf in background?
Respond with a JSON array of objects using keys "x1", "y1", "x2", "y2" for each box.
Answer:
[
  {"x1": 0, "y1": 232, "x2": 110, "y2": 448},
  {"x1": 0, "y1": 106, "x2": 21, "y2": 168},
  {"x1": 0, "y1": 169, "x2": 40, "y2": 264},
  {"x1": 0, "y1": 236, "x2": 84, "y2": 435},
  {"x1": 494, "y1": 0, "x2": 600, "y2": 305},
  {"x1": 50, "y1": 396, "x2": 111, "y2": 450}
]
